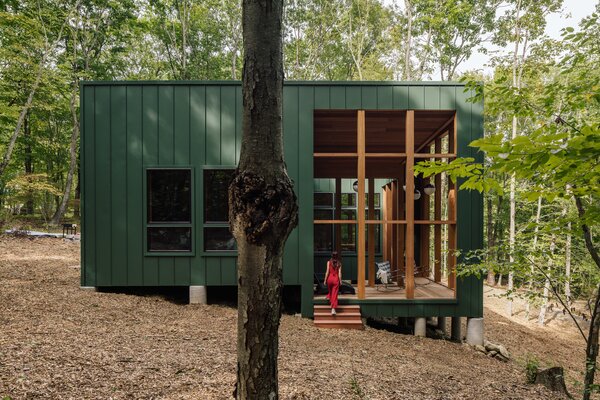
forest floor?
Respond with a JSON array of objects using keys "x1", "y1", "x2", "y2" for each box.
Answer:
[{"x1": 0, "y1": 235, "x2": 588, "y2": 399}]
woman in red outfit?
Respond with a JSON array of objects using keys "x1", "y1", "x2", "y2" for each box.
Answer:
[{"x1": 324, "y1": 251, "x2": 342, "y2": 315}]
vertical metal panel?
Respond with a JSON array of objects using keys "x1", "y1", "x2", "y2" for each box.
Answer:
[
  {"x1": 408, "y1": 85, "x2": 425, "y2": 109},
  {"x1": 190, "y1": 86, "x2": 207, "y2": 285},
  {"x1": 299, "y1": 85, "x2": 315, "y2": 316},
  {"x1": 314, "y1": 86, "x2": 330, "y2": 109},
  {"x1": 392, "y1": 86, "x2": 408, "y2": 109},
  {"x1": 424, "y1": 86, "x2": 440, "y2": 109},
  {"x1": 174, "y1": 86, "x2": 191, "y2": 285},
  {"x1": 159, "y1": 257, "x2": 175, "y2": 285},
  {"x1": 330, "y1": 86, "x2": 345, "y2": 109},
  {"x1": 440, "y1": 85, "x2": 456, "y2": 109},
  {"x1": 377, "y1": 86, "x2": 393, "y2": 109},
  {"x1": 235, "y1": 86, "x2": 242, "y2": 164},
  {"x1": 221, "y1": 257, "x2": 237, "y2": 285},
  {"x1": 221, "y1": 86, "x2": 236, "y2": 165},
  {"x1": 471, "y1": 91, "x2": 485, "y2": 317},
  {"x1": 142, "y1": 86, "x2": 159, "y2": 285},
  {"x1": 283, "y1": 86, "x2": 299, "y2": 285},
  {"x1": 110, "y1": 86, "x2": 128, "y2": 285},
  {"x1": 126, "y1": 86, "x2": 144, "y2": 285},
  {"x1": 83, "y1": 86, "x2": 96, "y2": 286},
  {"x1": 206, "y1": 257, "x2": 221, "y2": 285},
  {"x1": 206, "y1": 86, "x2": 221, "y2": 165},
  {"x1": 158, "y1": 86, "x2": 174, "y2": 166},
  {"x1": 157, "y1": 85, "x2": 176, "y2": 286},
  {"x1": 95, "y1": 86, "x2": 112, "y2": 286},
  {"x1": 361, "y1": 86, "x2": 377, "y2": 109},
  {"x1": 456, "y1": 86, "x2": 473, "y2": 316},
  {"x1": 174, "y1": 86, "x2": 190, "y2": 166},
  {"x1": 346, "y1": 86, "x2": 361, "y2": 109}
]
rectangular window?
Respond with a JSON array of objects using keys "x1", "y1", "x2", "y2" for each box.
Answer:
[
  {"x1": 314, "y1": 192, "x2": 333, "y2": 207},
  {"x1": 146, "y1": 168, "x2": 193, "y2": 253},
  {"x1": 204, "y1": 169, "x2": 237, "y2": 252}
]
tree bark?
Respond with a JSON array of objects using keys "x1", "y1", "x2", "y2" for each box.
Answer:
[
  {"x1": 526, "y1": 196, "x2": 542, "y2": 318},
  {"x1": 404, "y1": 0, "x2": 412, "y2": 80},
  {"x1": 538, "y1": 235, "x2": 555, "y2": 326},
  {"x1": 230, "y1": 1, "x2": 298, "y2": 399}
]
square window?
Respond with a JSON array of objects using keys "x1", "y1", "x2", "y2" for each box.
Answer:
[
  {"x1": 204, "y1": 227, "x2": 237, "y2": 251},
  {"x1": 147, "y1": 169, "x2": 191, "y2": 223},
  {"x1": 204, "y1": 169, "x2": 235, "y2": 223}
]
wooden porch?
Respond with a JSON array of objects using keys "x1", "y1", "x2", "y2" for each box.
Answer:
[
  {"x1": 313, "y1": 109, "x2": 458, "y2": 301},
  {"x1": 314, "y1": 277, "x2": 455, "y2": 300}
]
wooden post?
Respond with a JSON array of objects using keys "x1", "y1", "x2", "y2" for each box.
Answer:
[
  {"x1": 335, "y1": 177, "x2": 342, "y2": 254},
  {"x1": 420, "y1": 175, "x2": 430, "y2": 278},
  {"x1": 391, "y1": 180, "x2": 398, "y2": 278},
  {"x1": 434, "y1": 138, "x2": 442, "y2": 283},
  {"x1": 405, "y1": 110, "x2": 415, "y2": 299},
  {"x1": 398, "y1": 175, "x2": 405, "y2": 287},
  {"x1": 382, "y1": 185, "x2": 389, "y2": 263},
  {"x1": 385, "y1": 184, "x2": 393, "y2": 261},
  {"x1": 357, "y1": 110, "x2": 366, "y2": 299},
  {"x1": 447, "y1": 116, "x2": 457, "y2": 291},
  {"x1": 368, "y1": 178, "x2": 375, "y2": 287}
]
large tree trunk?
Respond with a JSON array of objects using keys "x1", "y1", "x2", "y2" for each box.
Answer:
[
  {"x1": 52, "y1": 82, "x2": 79, "y2": 224},
  {"x1": 230, "y1": 1, "x2": 298, "y2": 399}
]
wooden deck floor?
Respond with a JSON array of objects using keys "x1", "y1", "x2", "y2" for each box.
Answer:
[{"x1": 314, "y1": 277, "x2": 454, "y2": 300}]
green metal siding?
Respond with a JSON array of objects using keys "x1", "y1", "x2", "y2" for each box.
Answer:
[{"x1": 80, "y1": 81, "x2": 483, "y2": 319}]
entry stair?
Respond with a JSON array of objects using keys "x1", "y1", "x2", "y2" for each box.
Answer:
[{"x1": 314, "y1": 305, "x2": 363, "y2": 330}]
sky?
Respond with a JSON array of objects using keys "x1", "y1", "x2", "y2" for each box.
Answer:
[{"x1": 455, "y1": 0, "x2": 598, "y2": 78}]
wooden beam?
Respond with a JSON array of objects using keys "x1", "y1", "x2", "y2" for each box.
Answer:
[
  {"x1": 314, "y1": 152, "x2": 358, "y2": 158},
  {"x1": 414, "y1": 114, "x2": 455, "y2": 153},
  {"x1": 357, "y1": 110, "x2": 366, "y2": 299},
  {"x1": 414, "y1": 153, "x2": 457, "y2": 158},
  {"x1": 335, "y1": 178, "x2": 341, "y2": 254},
  {"x1": 405, "y1": 110, "x2": 415, "y2": 299},
  {"x1": 385, "y1": 184, "x2": 393, "y2": 263},
  {"x1": 365, "y1": 153, "x2": 407, "y2": 158},
  {"x1": 434, "y1": 138, "x2": 442, "y2": 283},
  {"x1": 368, "y1": 178, "x2": 375, "y2": 288}
]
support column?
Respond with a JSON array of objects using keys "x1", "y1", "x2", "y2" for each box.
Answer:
[
  {"x1": 398, "y1": 175, "x2": 405, "y2": 287},
  {"x1": 466, "y1": 317, "x2": 484, "y2": 346},
  {"x1": 335, "y1": 177, "x2": 342, "y2": 254},
  {"x1": 368, "y1": 178, "x2": 375, "y2": 287},
  {"x1": 420, "y1": 175, "x2": 430, "y2": 278},
  {"x1": 391, "y1": 180, "x2": 398, "y2": 277},
  {"x1": 437, "y1": 316, "x2": 447, "y2": 333},
  {"x1": 414, "y1": 317, "x2": 426, "y2": 337},
  {"x1": 434, "y1": 138, "x2": 442, "y2": 282},
  {"x1": 405, "y1": 110, "x2": 415, "y2": 299},
  {"x1": 189, "y1": 285, "x2": 207, "y2": 304},
  {"x1": 357, "y1": 110, "x2": 366, "y2": 299},
  {"x1": 448, "y1": 118, "x2": 457, "y2": 291},
  {"x1": 451, "y1": 317, "x2": 462, "y2": 341}
]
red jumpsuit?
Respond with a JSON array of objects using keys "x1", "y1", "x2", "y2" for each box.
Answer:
[{"x1": 326, "y1": 260, "x2": 340, "y2": 309}]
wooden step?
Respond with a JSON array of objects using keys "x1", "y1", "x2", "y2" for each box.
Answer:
[{"x1": 314, "y1": 305, "x2": 363, "y2": 330}]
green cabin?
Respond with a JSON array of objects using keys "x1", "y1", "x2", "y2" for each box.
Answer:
[{"x1": 80, "y1": 81, "x2": 483, "y2": 321}]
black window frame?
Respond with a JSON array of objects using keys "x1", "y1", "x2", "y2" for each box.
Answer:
[{"x1": 144, "y1": 167, "x2": 194, "y2": 256}]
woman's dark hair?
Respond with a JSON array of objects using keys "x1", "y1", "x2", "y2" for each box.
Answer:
[{"x1": 330, "y1": 251, "x2": 340, "y2": 269}]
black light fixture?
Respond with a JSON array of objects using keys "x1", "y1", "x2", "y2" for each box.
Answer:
[
  {"x1": 423, "y1": 183, "x2": 435, "y2": 196},
  {"x1": 352, "y1": 180, "x2": 359, "y2": 192}
]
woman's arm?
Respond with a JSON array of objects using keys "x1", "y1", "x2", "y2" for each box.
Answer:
[
  {"x1": 324, "y1": 261, "x2": 329, "y2": 282},
  {"x1": 339, "y1": 265, "x2": 342, "y2": 283}
]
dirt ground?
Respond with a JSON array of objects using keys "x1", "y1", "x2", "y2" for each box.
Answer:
[{"x1": 0, "y1": 236, "x2": 588, "y2": 399}]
